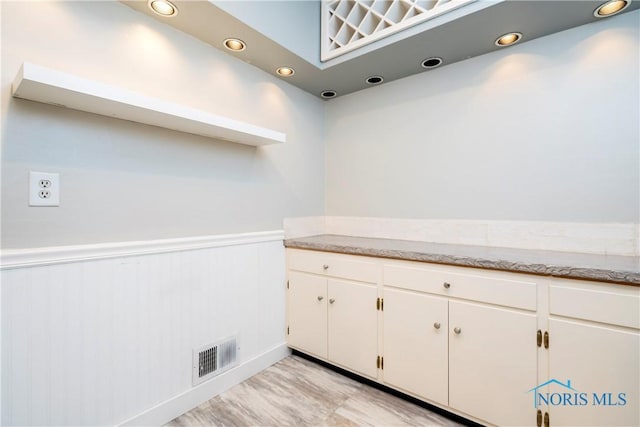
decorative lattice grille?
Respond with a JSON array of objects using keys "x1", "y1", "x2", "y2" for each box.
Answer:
[{"x1": 322, "y1": 0, "x2": 477, "y2": 61}]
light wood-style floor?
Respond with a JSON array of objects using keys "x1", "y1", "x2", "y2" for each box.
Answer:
[{"x1": 167, "y1": 355, "x2": 464, "y2": 426}]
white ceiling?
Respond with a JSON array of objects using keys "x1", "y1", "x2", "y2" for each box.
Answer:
[{"x1": 123, "y1": 0, "x2": 639, "y2": 99}]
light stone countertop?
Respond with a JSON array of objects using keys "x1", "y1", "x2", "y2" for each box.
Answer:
[{"x1": 284, "y1": 235, "x2": 640, "y2": 286}]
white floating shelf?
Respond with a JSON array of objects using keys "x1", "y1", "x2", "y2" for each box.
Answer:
[{"x1": 11, "y1": 62, "x2": 286, "y2": 147}]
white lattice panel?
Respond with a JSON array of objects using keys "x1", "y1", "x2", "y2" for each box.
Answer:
[{"x1": 322, "y1": 0, "x2": 477, "y2": 61}]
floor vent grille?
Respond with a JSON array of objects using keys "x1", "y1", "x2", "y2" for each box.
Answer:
[{"x1": 193, "y1": 336, "x2": 238, "y2": 386}]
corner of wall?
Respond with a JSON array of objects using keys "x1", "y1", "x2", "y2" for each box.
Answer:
[{"x1": 283, "y1": 217, "x2": 327, "y2": 239}]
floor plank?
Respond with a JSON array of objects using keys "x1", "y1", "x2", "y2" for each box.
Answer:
[{"x1": 167, "y1": 355, "x2": 463, "y2": 426}]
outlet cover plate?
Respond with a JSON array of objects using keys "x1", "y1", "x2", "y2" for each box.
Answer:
[{"x1": 29, "y1": 171, "x2": 60, "y2": 206}]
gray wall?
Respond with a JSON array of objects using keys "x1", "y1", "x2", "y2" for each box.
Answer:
[
  {"x1": 325, "y1": 11, "x2": 640, "y2": 223},
  {"x1": 1, "y1": 1, "x2": 325, "y2": 249}
]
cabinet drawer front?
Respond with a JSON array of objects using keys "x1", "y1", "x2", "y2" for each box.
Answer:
[
  {"x1": 384, "y1": 263, "x2": 536, "y2": 310},
  {"x1": 550, "y1": 285, "x2": 640, "y2": 329},
  {"x1": 288, "y1": 249, "x2": 378, "y2": 283}
]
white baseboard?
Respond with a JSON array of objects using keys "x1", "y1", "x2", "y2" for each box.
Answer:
[{"x1": 117, "y1": 343, "x2": 291, "y2": 427}]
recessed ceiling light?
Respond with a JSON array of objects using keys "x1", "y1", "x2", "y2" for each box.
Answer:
[
  {"x1": 495, "y1": 32, "x2": 523, "y2": 47},
  {"x1": 594, "y1": 0, "x2": 629, "y2": 17},
  {"x1": 366, "y1": 75, "x2": 384, "y2": 85},
  {"x1": 223, "y1": 38, "x2": 246, "y2": 52},
  {"x1": 148, "y1": 0, "x2": 178, "y2": 16},
  {"x1": 421, "y1": 57, "x2": 443, "y2": 69},
  {"x1": 276, "y1": 67, "x2": 295, "y2": 77},
  {"x1": 320, "y1": 90, "x2": 337, "y2": 99}
]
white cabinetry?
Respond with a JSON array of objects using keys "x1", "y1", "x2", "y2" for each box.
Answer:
[
  {"x1": 448, "y1": 300, "x2": 537, "y2": 426},
  {"x1": 543, "y1": 281, "x2": 640, "y2": 426},
  {"x1": 287, "y1": 271, "x2": 328, "y2": 359},
  {"x1": 383, "y1": 288, "x2": 448, "y2": 405},
  {"x1": 327, "y1": 279, "x2": 378, "y2": 378},
  {"x1": 286, "y1": 247, "x2": 639, "y2": 427},
  {"x1": 383, "y1": 261, "x2": 538, "y2": 426},
  {"x1": 287, "y1": 249, "x2": 379, "y2": 379}
]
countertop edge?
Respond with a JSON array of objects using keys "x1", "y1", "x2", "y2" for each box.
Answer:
[{"x1": 284, "y1": 239, "x2": 640, "y2": 286}]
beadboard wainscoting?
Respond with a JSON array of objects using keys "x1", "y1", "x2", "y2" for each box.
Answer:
[{"x1": 0, "y1": 231, "x2": 289, "y2": 426}]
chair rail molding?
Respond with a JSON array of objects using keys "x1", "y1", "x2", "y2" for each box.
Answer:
[{"x1": 0, "y1": 230, "x2": 284, "y2": 269}]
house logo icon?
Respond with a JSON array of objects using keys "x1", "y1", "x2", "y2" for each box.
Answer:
[
  {"x1": 527, "y1": 379, "x2": 627, "y2": 408},
  {"x1": 527, "y1": 379, "x2": 577, "y2": 408}
]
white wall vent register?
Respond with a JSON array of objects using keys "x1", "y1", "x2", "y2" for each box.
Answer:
[
  {"x1": 192, "y1": 336, "x2": 238, "y2": 386},
  {"x1": 322, "y1": 0, "x2": 476, "y2": 61}
]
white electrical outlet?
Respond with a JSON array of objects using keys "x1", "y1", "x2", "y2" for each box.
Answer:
[{"x1": 29, "y1": 171, "x2": 60, "y2": 206}]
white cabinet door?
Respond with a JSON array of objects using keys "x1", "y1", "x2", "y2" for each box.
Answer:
[
  {"x1": 327, "y1": 279, "x2": 378, "y2": 379},
  {"x1": 449, "y1": 301, "x2": 538, "y2": 426},
  {"x1": 547, "y1": 318, "x2": 639, "y2": 426},
  {"x1": 383, "y1": 288, "x2": 448, "y2": 406},
  {"x1": 287, "y1": 271, "x2": 327, "y2": 359}
]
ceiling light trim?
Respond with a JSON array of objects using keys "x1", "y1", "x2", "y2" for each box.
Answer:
[
  {"x1": 365, "y1": 75, "x2": 384, "y2": 85},
  {"x1": 421, "y1": 57, "x2": 443, "y2": 69},
  {"x1": 276, "y1": 66, "x2": 295, "y2": 77},
  {"x1": 320, "y1": 90, "x2": 337, "y2": 99},
  {"x1": 148, "y1": 0, "x2": 178, "y2": 17},
  {"x1": 495, "y1": 32, "x2": 523, "y2": 47},
  {"x1": 223, "y1": 38, "x2": 246, "y2": 52},
  {"x1": 593, "y1": 0, "x2": 630, "y2": 17}
]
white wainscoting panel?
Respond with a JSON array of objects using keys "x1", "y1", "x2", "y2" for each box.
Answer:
[{"x1": 1, "y1": 232, "x2": 287, "y2": 426}]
